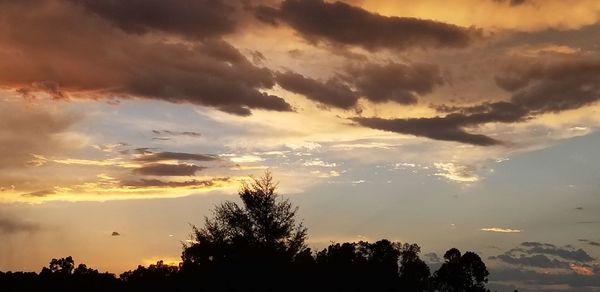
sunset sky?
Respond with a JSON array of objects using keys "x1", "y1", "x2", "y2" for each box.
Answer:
[{"x1": 1, "y1": 0, "x2": 600, "y2": 290}]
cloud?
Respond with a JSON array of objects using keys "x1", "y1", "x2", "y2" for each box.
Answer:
[
  {"x1": 579, "y1": 239, "x2": 600, "y2": 247},
  {"x1": 491, "y1": 267, "x2": 600, "y2": 290},
  {"x1": 496, "y1": 60, "x2": 600, "y2": 114},
  {"x1": 275, "y1": 71, "x2": 358, "y2": 109},
  {"x1": 276, "y1": 62, "x2": 442, "y2": 109},
  {"x1": 256, "y1": 0, "x2": 480, "y2": 51},
  {"x1": 353, "y1": 116, "x2": 504, "y2": 146},
  {"x1": 121, "y1": 177, "x2": 230, "y2": 188},
  {"x1": 493, "y1": 0, "x2": 529, "y2": 6},
  {"x1": 345, "y1": 62, "x2": 443, "y2": 104},
  {"x1": 569, "y1": 263, "x2": 595, "y2": 276},
  {"x1": 133, "y1": 164, "x2": 205, "y2": 176},
  {"x1": 481, "y1": 227, "x2": 522, "y2": 233},
  {"x1": 507, "y1": 43, "x2": 581, "y2": 58},
  {"x1": 92, "y1": 143, "x2": 128, "y2": 153},
  {"x1": 0, "y1": 101, "x2": 80, "y2": 170},
  {"x1": 0, "y1": 217, "x2": 40, "y2": 234},
  {"x1": 0, "y1": 0, "x2": 292, "y2": 116},
  {"x1": 228, "y1": 155, "x2": 265, "y2": 163},
  {"x1": 434, "y1": 163, "x2": 479, "y2": 182},
  {"x1": 495, "y1": 254, "x2": 568, "y2": 268},
  {"x1": 0, "y1": 185, "x2": 15, "y2": 192},
  {"x1": 77, "y1": 0, "x2": 237, "y2": 39},
  {"x1": 423, "y1": 252, "x2": 443, "y2": 264},
  {"x1": 21, "y1": 190, "x2": 57, "y2": 198},
  {"x1": 355, "y1": 59, "x2": 600, "y2": 145},
  {"x1": 489, "y1": 241, "x2": 600, "y2": 289},
  {"x1": 151, "y1": 130, "x2": 202, "y2": 138},
  {"x1": 133, "y1": 152, "x2": 220, "y2": 163},
  {"x1": 494, "y1": 242, "x2": 595, "y2": 268},
  {"x1": 520, "y1": 242, "x2": 595, "y2": 262},
  {"x1": 302, "y1": 159, "x2": 337, "y2": 168},
  {"x1": 353, "y1": 101, "x2": 529, "y2": 145}
]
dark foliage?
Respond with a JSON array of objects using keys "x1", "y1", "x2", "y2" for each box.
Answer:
[
  {"x1": 0, "y1": 172, "x2": 492, "y2": 291},
  {"x1": 400, "y1": 243, "x2": 433, "y2": 291},
  {"x1": 433, "y1": 248, "x2": 490, "y2": 291},
  {"x1": 179, "y1": 171, "x2": 308, "y2": 290},
  {"x1": 1, "y1": 256, "x2": 118, "y2": 291}
]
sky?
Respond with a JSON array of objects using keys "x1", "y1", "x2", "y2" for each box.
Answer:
[{"x1": 1, "y1": 0, "x2": 600, "y2": 290}]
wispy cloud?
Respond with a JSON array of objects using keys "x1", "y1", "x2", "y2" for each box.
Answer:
[
  {"x1": 434, "y1": 162, "x2": 479, "y2": 183},
  {"x1": 228, "y1": 155, "x2": 265, "y2": 163},
  {"x1": 303, "y1": 159, "x2": 337, "y2": 167},
  {"x1": 0, "y1": 217, "x2": 40, "y2": 234},
  {"x1": 481, "y1": 227, "x2": 522, "y2": 233}
]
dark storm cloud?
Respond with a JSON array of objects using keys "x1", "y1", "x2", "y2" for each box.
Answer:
[
  {"x1": 0, "y1": 217, "x2": 40, "y2": 234},
  {"x1": 496, "y1": 60, "x2": 600, "y2": 113},
  {"x1": 0, "y1": 0, "x2": 292, "y2": 116},
  {"x1": 133, "y1": 152, "x2": 220, "y2": 163},
  {"x1": 276, "y1": 62, "x2": 443, "y2": 109},
  {"x1": 133, "y1": 164, "x2": 205, "y2": 176},
  {"x1": 275, "y1": 71, "x2": 358, "y2": 109},
  {"x1": 353, "y1": 101, "x2": 528, "y2": 145},
  {"x1": 355, "y1": 59, "x2": 600, "y2": 145},
  {"x1": 152, "y1": 130, "x2": 202, "y2": 138},
  {"x1": 77, "y1": 0, "x2": 237, "y2": 39},
  {"x1": 353, "y1": 116, "x2": 503, "y2": 146},
  {"x1": 346, "y1": 62, "x2": 444, "y2": 104},
  {"x1": 256, "y1": 0, "x2": 480, "y2": 51},
  {"x1": 121, "y1": 177, "x2": 230, "y2": 188}
]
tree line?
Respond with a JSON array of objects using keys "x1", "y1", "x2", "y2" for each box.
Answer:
[{"x1": 0, "y1": 172, "x2": 492, "y2": 291}]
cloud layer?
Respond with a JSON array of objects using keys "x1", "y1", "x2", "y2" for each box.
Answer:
[
  {"x1": 257, "y1": 0, "x2": 480, "y2": 51},
  {"x1": 355, "y1": 59, "x2": 600, "y2": 145},
  {"x1": 0, "y1": 0, "x2": 291, "y2": 116}
]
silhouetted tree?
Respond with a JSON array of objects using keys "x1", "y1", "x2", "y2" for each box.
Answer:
[
  {"x1": 434, "y1": 248, "x2": 489, "y2": 292},
  {"x1": 399, "y1": 243, "x2": 431, "y2": 291},
  {"x1": 315, "y1": 240, "x2": 401, "y2": 290},
  {"x1": 181, "y1": 171, "x2": 308, "y2": 289},
  {"x1": 120, "y1": 260, "x2": 179, "y2": 290},
  {"x1": 40, "y1": 256, "x2": 75, "y2": 276},
  {"x1": 36, "y1": 256, "x2": 118, "y2": 291}
]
